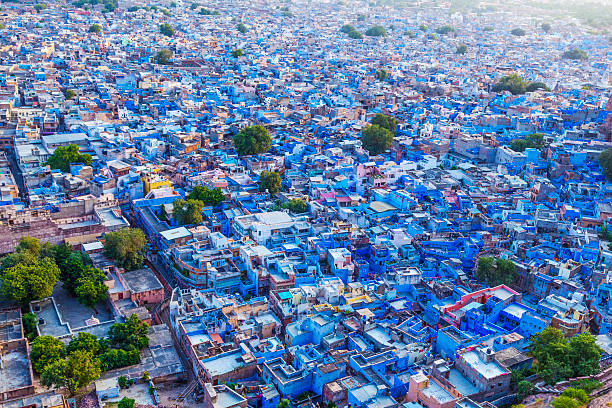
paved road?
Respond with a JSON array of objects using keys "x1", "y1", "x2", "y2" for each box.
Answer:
[{"x1": 5, "y1": 148, "x2": 29, "y2": 205}]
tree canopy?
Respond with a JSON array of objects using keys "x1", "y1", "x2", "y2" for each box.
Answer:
[
  {"x1": 281, "y1": 199, "x2": 307, "y2": 213},
  {"x1": 259, "y1": 171, "x2": 282, "y2": 195},
  {"x1": 233, "y1": 125, "x2": 271, "y2": 156},
  {"x1": 1, "y1": 258, "x2": 59, "y2": 305},
  {"x1": 475, "y1": 257, "x2": 516, "y2": 286},
  {"x1": 435, "y1": 25, "x2": 455, "y2": 35},
  {"x1": 361, "y1": 125, "x2": 393, "y2": 155},
  {"x1": 237, "y1": 23, "x2": 248, "y2": 33},
  {"x1": 370, "y1": 113, "x2": 398, "y2": 135},
  {"x1": 511, "y1": 28, "x2": 526, "y2": 36},
  {"x1": 172, "y1": 198, "x2": 204, "y2": 225},
  {"x1": 46, "y1": 144, "x2": 92, "y2": 172},
  {"x1": 456, "y1": 44, "x2": 468, "y2": 54},
  {"x1": 89, "y1": 23, "x2": 101, "y2": 33},
  {"x1": 599, "y1": 148, "x2": 612, "y2": 181},
  {"x1": 159, "y1": 23, "x2": 174, "y2": 37},
  {"x1": 509, "y1": 133, "x2": 544, "y2": 152},
  {"x1": 231, "y1": 48, "x2": 243, "y2": 58},
  {"x1": 375, "y1": 69, "x2": 388, "y2": 81},
  {"x1": 529, "y1": 327, "x2": 602, "y2": 384},
  {"x1": 563, "y1": 48, "x2": 588, "y2": 60},
  {"x1": 155, "y1": 49, "x2": 173, "y2": 65},
  {"x1": 186, "y1": 186, "x2": 225, "y2": 207},
  {"x1": 103, "y1": 228, "x2": 146, "y2": 271},
  {"x1": 541, "y1": 22, "x2": 551, "y2": 32},
  {"x1": 365, "y1": 25, "x2": 386, "y2": 36}
]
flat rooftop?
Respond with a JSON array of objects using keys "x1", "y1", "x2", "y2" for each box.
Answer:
[{"x1": 0, "y1": 346, "x2": 32, "y2": 393}]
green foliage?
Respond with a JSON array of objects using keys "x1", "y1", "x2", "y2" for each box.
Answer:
[
  {"x1": 281, "y1": 199, "x2": 307, "y2": 213},
  {"x1": 357, "y1": 14, "x2": 365, "y2": 21},
  {"x1": 99, "y1": 348, "x2": 140, "y2": 371},
  {"x1": 44, "y1": 349, "x2": 101, "y2": 395},
  {"x1": 365, "y1": 25, "x2": 386, "y2": 36},
  {"x1": 237, "y1": 23, "x2": 248, "y2": 33},
  {"x1": 418, "y1": 24, "x2": 427, "y2": 31},
  {"x1": 172, "y1": 198, "x2": 204, "y2": 225},
  {"x1": 118, "y1": 398, "x2": 135, "y2": 408},
  {"x1": 551, "y1": 396, "x2": 579, "y2": 408},
  {"x1": 159, "y1": 204, "x2": 168, "y2": 221},
  {"x1": 159, "y1": 23, "x2": 174, "y2": 37},
  {"x1": 118, "y1": 375, "x2": 128, "y2": 389},
  {"x1": 259, "y1": 171, "x2": 282, "y2": 195},
  {"x1": 341, "y1": 24, "x2": 356, "y2": 33},
  {"x1": 516, "y1": 380, "x2": 534, "y2": 402},
  {"x1": 23, "y1": 312, "x2": 37, "y2": 339},
  {"x1": 142, "y1": 371, "x2": 150, "y2": 381},
  {"x1": 541, "y1": 22, "x2": 551, "y2": 32},
  {"x1": 1, "y1": 259, "x2": 59, "y2": 305},
  {"x1": 67, "y1": 332, "x2": 107, "y2": 356},
  {"x1": 89, "y1": 23, "x2": 101, "y2": 33},
  {"x1": 277, "y1": 399, "x2": 291, "y2": 408},
  {"x1": 529, "y1": 327, "x2": 602, "y2": 385},
  {"x1": 511, "y1": 28, "x2": 526, "y2": 36},
  {"x1": 233, "y1": 125, "x2": 271, "y2": 156},
  {"x1": 186, "y1": 186, "x2": 225, "y2": 207},
  {"x1": 31, "y1": 335, "x2": 65, "y2": 374},
  {"x1": 509, "y1": 133, "x2": 544, "y2": 152},
  {"x1": 361, "y1": 125, "x2": 393, "y2": 155},
  {"x1": 526, "y1": 81, "x2": 550, "y2": 92},
  {"x1": 155, "y1": 49, "x2": 173, "y2": 65},
  {"x1": 103, "y1": 228, "x2": 146, "y2": 271},
  {"x1": 75, "y1": 268, "x2": 108, "y2": 308},
  {"x1": 199, "y1": 7, "x2": 219, "y2": 15},
  {"x1": 34, "y1": 3, "x2": 47, "y2": 11},
  {"x1": 109, "y1": 314, "x2": 149, "y2": 350},
  {"x1": 456, "y1": 44, "x2": 468, "y2": 54},
  {"x1": 483, "y1": 26, "x2": 494, "y2": 31},
  {"x1": 348, "y1": 30, "x2": 363, "y2": 39},
  {"x1": 231, "y1": 48, "x2": 243, "y2": 58},
  {"x1": 562, "y1": 48, "x2": 588, "y2": 60},
  {"x1": 375, "y1": 69, "x2": 388, "y2": 81},
  {"x1": 46, "y1": 144, "x2": 92, "y2": 172},
  {"x1": 569, "y1": 379, "x2": 602, "y2": 394},
  {"x1": 475, "y1": 257, "x2": 516, "y2": 286},
  {"x1": 599, "y1": 148, "x2": 612, "y2": 181},
  {"x1": 435, "y1": 25, "x2": 455, "y2": 35},
  {"x1": 371, "y1": 113, "x2": 398, "y2": 135}
]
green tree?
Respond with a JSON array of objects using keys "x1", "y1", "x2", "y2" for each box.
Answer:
[
  {"x1": 418, "y1": 24, "x2": 427, "y2": 31},
  {"x1": 1, "y1": 259, "x2": 59, "y2": 305},
  {"x1": 172, "y1": 198, "x2": 204, "y2": 225},
  {"x1": 231, "y1": 48, "x2": 243, "y2": 58},
  {"x1": 341, "y1": 24, "x2": 356, "y2": 33},
  {"x1": 526, "y1": 81, "x2": 550, "y2": 92},
  {"x1": 370, "y1": 113, "x2": 398, "y2": 135},
  {"x1": 475, "y1": 257, "x2": 516, "y2": 286},
  {"x1": 16, "y1": 236, "x2": 41, "y2": 256},
  {"x1": 118, "y1": 398, "x2": 135, "y2": 408},
  {"x1": 456, "y1": 44, "x2": 468, "y2": 54},
  {"x1": 483, "y1": 26, "x2": 494, "y2": 31},
  {"x1": 233, "y1": 125, "x2": 271, "y2": 156},
  {"x1": 281, "y1": 199, "x2": 307, "y2": 213},
  {"x1": 516, "y1": 380, "x2": 534, "y2": 401},
  {"x1": 155, "y1": 49, "x2": 173, "y2": 65},
  {"x1": 108, "y1": 314, "x2": 149, "y2": 350},
  {"x1": 237, "y1": 22, "x2": 247, "y2": 33},
  {"x1": 75, "y1": 270, "x2": 108, "y2": 309},
  {"x1": 103, "y1": 228, "x2": 146, "y2": 271},
  {"x1": 568, "y1": 333, "x2": 602, "y2": 377},
  {"x1": 34, "y1": 3, "x2": 47, "y2": 11},
  {"x1": 22, "y1": 312, "x2": 37, "y2": 339},
  {"x1": 89, "y1": 23, "x2": 101, "y2": 33},
  {"x1": 509, "y1": 133, "x2": 544, "y2": 152},
  {"x1": 511, "y1": 28, "x2": 526, "y2": 36},
  {"x1": 551, "y1": 396, "x2": 579, "y2": 408},
  {"x1": 67, "y1": 332, "x2": 106, "y2": 356},
  {"x1": 118, "y1": 375, "x2": 128, "y2": 389},
  {"x1": 435, "y1": 25, "x2": 455, "y2": 34},
  {"x1": 64, "y1": 89, "x2": 76, "y2": 99},
  {"x1": 361, "y1": 125, "x2": 393, "y2": 155},
  {"x1": 187, "y1": 186, "x2": 225, "y2": 207},
  {"x1": 46, "y1": 144, "x2": 92, "y2": 172},
  {"x1": 348, "y1": 30, "x2": 363, "y2": 39},
  {"x1": 492, "y1": 74, "x2": 528, "y2": 95},
  {"x1": 159, "y1": 204, "x2": 168, "y2": 221},
  {"x1": 365, "y1": 25, "x2": 386, "y2": 36},
  {"x1": 375, "y1": 69, "x2": 388, "y2": 81},
  {"x1": 541, "y1": 22, "x2": 551, "y2": 32},
  {"x1": 599, "y1": 148, "x2": 612, "y2": 181},
  {"x1": 31, "y1": 335, "x2": 65, "y2": 374},
  {"x1": 41, "y1": 349, "x2": 101, "y2": 395},
  {"x1": 159, "y1": 23, "x2": 174, "y2": 37},
  {"x1": 277, "y1": 399, "x2": 291, "y2": 408},
  {"x1": 563, "y1": 48, "x2": 588, "y2": 60},
  {"x1": 259, "y1": 171, "x2": 282, "y2": 195}
]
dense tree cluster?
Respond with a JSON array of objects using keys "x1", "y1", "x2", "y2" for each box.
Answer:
[
  {"x1": 259, "y1": 171, "x2": 282, "y2": 195},
  {"x1": 509, "y1": 133, "x2": 544, "y2": 152},
  {"x1": 360, "y1": 113, "x2": 398, "y2": 155},
  {"x1": 365, "y1": 25, "x2": 386, "y2": 36},
  {"x1": 46, "y1": 144, "x2": 92, "y2": 172},
  {"x1": 434, "y1": 25, "x2": 455, "y2": 35},
  {"x1": 233, "y1": 125, "x2": 271, "y2": 156},
  {"x1": 89, "y1": 23, "x2": 101, "y2": 33},
  {"x1": 186, "y1": 186, "x2": 225, "y2": 207},
  {"x1": 237, "y1": 23, "x2": 248, "y2": 33},
  {"x1": 32, "y1": 314, "x2": 149, "y2": 394},
  {"x1": 562, "y1": 48, "x2": 588, "y2": 60},
  {"x1": 492, "y1": 74, "x2": 549, "y2": 95},
  {"x1": 529, "y1": 327, "x2": 602, "y2": 384},
  {"x1": 510, "y1": 28, "x2": 526, "y2": 36},
  {"x1": 475, "y1": 257, "x2": 517, "y2": 286},
  {"x1": 280, "y1": 199, "x2": 308, "y2": 213},
  {"x1": 456, "y1": 44, "x2": 468, "y2": 54},
  {"x1": 103, "y1": 228, "x2": 147, "y2": 271},
  {"x1": 155, "y1": 49, "x2": 173, "y2": 65},
  {"x1": 159, "y1": 23, "x2": 174, "y2": 37},
  {"x1": 172, "y1": 198, "x2": 204, "y2": 225},
  {"x1": 599, "y1": 148, "x2": 612, "y2": 181}
]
